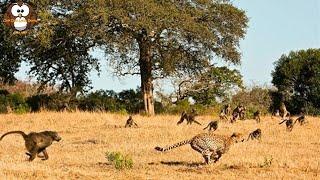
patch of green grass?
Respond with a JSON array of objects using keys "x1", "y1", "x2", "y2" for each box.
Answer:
[{"x1": 106, "y1": 151, "x2": 133, "y2": 170}]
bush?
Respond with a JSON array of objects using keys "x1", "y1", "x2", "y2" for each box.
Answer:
[
  {"x1": 0, "y1": 91, "x2": 29, "y2": 114},
  {"x1": 106, "y1": 152, "x2": 133, "y2": 170}
]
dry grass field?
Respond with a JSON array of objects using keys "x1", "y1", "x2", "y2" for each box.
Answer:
[{"x1": 0, "y1": 112, "x2": 319, "y2": 179}]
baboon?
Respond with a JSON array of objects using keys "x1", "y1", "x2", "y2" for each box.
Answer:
[
  {"x1": 253, "y1": 110, "x2": 261, "y2": 123},
  {"x1": 294, "y1": 115, "x2": 306, "y2": 125},
  {"x1": 239, "y1": 106, "x2": 246, "y2": 120},
  {"x1": 0, "y1": 131, "x2": 61, "y2": 161},
  {"x1": 279, "y1": 102, "x2": 290, "y2": 119},
  {"x1": 230, "y1": 111, "x2": 239, "y2": 123},
  {"x1": 155, "y1": 132, "x2": 245, "y2": 164},
  {"x1": 223, "y1": 104, "x2": 231, "y2": 116},
  {"x1": 125, "y1": 116, "x2": 138, "y2": 128},
  {"x1": 271, "y1": 109, "x2": 280, "y2": 119},
  {"x1": 247, "y1": 128, "x2": 262, "y2": 141},
  {"x1": 203, "y1": 121, "x2": 218, "y2": 131},
  {"x1": 230, "y1": 105, "x2": 245, "y2": 123},
  {"x1": 279, "y1": 118, "x2": 294, "y2": 132},
  {"x1": 219, "y1": 109, "x2": 229, "y2": 121},
  {"x1": 177, "y1": 109, "x2": 201, "y2": 125}
]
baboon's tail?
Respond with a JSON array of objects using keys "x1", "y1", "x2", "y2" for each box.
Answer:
[
  {"x1": 279, "y1": 119, "x2": 286, "y2": 125},
  {"x1": 193, "y1": 120, "x2": 202, "y2": 125},
  {"x1": 155, "y1": 139, "x2": 191, "y2": 152},
  {"x1": 203, "y1": 124, "x2": 209, "y2": 130},
  {"x1": 0, "y1": 131, "x2": 27, "y2": 141},
  {"x1": 246, "y1": 134, "x2": 252, "y2": 141}
]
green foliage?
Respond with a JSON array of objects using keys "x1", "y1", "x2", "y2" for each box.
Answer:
[
  {"x1": 0, "y1": 90, "x2": 30, "y2": 114},
  {"x1": 106, "y1": 152, "x2": 133, "y2": 170},
  {"x1": 272, "y1": 49, "x2": 320, "y2": 115},
  {"x1": 78, "y1": 90, "x2": 126, "y2": 112},
  {"x1": 0, "y1": 3, "x2": 21, "y2": 85},
  {"x1": 232, "y1": 86, "x2": 272, "y2": 117},
  {"x1": 177, "y1": 66, "x2": 243, "y2": 105}
]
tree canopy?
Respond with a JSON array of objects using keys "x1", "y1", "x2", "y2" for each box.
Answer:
[
  {"x1": 0, "y1": 0, "x2": 248, "y2": 115},
  {"x1": 272, "y1": 49, "x2": 320, "y2": 115}
]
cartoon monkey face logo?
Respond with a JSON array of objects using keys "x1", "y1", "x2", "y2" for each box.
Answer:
[{"x1": 3, "y1": 0, "x2": 38, "y2": 32}]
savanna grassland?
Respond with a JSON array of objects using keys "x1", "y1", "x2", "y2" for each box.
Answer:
[{"x1": 0, "y1": 112, "x2": 319, "y2": 179}]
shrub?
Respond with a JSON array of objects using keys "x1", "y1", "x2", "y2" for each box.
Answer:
[{"x1": 106, "y1": 152, "x2": 133, "y2": 170}]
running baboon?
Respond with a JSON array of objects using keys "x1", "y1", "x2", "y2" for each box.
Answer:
[
  {"x1": 177, "y1": 109, "x2": 201, "y2": 125},
  {"x1": 155, "y1": 132, "x2": 245, "y2": 164},
  {"x1": 279, "y1": 102, "x2": 290, "y2": 119},
  {"x1": 0, "y1": 131, "x2": 61, "y2": 161},
  {"x1": 294, "y1": 115, "x2": 306, "y2": 125},
  {"x1": 125, "y1": 116, "x2": 138, "y2": 128},
  {"x1": 253, "y1": 110, "x2": 261, "y2": 123},
  {"x1": 247, "y1": 128, "x2": 262, "y2": 141},
  {"x1": 279, "y1": 118, "x2": 294, "y2": 132},
  {"x1": 203, "y1": 121, "x2": 218, "y2": 131}
]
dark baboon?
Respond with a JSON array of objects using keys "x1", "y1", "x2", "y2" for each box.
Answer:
[
  {"x1": 279, "y1": 102, "x2": 290, "y2": 119},
  {"x1": 239, "y1": 106, "x2": 246, "y2": 120},
  {"x1": 294, "y1": 115, "x2": 306, "y2": 125},
  {"x1": 279, "y1": 118, "x2": 294, "y2": 132},
  {"x1": 271, "y1": 109, "x2": 280, "y2": 119},
  {"x1": 155, "y1": 132, "x2": 245, "y2": 164},
  {"x1": 0, "y1": 131, "x2": 61, "y2": 161},
  {"x1": 203, "y1": 121, "x2": 218, "y2": 131},
  {"x1": 230, "y1": 105, "x2": 245, "y2": 123},
  {"x1": 247, "y1": 128, "x2": 262, "y2": 141},
  {"x1": 177, "y1": 109, "x2": 201, "y2": 125},
  {"x1": 253, "y1": 110, "x2": 261, "y2": 123},
  {"x1": 125, "y1": 116, "x2": 138, "y2": 128}
]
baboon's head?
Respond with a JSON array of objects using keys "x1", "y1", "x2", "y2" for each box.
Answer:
[
  {"x1": 230, "y1": 132, "x2": 245, "y2": 143},
  {"x1": 255, "y1": 128, "x2": 262, "y2": 134},
  {"x1": 47, "y1": 131, "x2": 62, "y2": 142}
]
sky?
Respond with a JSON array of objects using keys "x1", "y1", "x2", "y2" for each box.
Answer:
[{"x1": 16, "y1": 0, "x2": 320, "y2": 92}]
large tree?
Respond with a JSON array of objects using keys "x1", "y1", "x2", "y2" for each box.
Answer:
[
  {"x1": 272, "y1": 49, "x2": 320, "y2": 114},
  {"x1": 0, "y1": 1, "x2": 21, "y2": 84},
  {"x1": 82, "y1": 0, "x2": 248, "y2": 115}
]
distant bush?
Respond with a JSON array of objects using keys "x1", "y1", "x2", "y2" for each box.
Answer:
[
  {"x1": 106, "y1": 152, "x2": 133, "y2": 170},
  {"x1": 0, "y1": 90, "x2": 29, "y2": 114}
]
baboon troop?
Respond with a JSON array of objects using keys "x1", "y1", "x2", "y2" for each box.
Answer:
[
  {"x1": 247, "y1": 128, "x2": 262, "y2": 141},
  {"x1": 0, "y1": 131, "x2": 61, "y2": 161},
  {"x1": 155, "y1": 132, "x2": 245, "y2": 164},
  {"x1": 125, "y1": 116, "x2": 138, "y2": 128},
  {"x1": 203, "y1": 121, "x2": 218, "y2": 131},
  {"x1": 177, "y1": 109, "x2": 201, "y2": 125},
  {"x1": 279, "y1": 118, "x2": 294, "y2": 132},
  {"x1": 253, "y1": 110, "x2": 261, "y2": 123}
]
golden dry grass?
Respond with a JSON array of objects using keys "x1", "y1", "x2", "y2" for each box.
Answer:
[{"x1": 0, "y1": 112, "x2": 319, "y2": 179}]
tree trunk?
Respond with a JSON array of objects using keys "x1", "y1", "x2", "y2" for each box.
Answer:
[{"x1": 138, "y1": 38, "x2": 155, "y2": 115}]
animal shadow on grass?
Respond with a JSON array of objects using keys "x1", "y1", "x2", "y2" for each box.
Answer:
[{"x1": 159, "y1": 161, "x2": 205, "y2": 167}]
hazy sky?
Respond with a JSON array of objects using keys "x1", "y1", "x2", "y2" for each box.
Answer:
[{"x1": 16, "y1": 0, "x2": 320, "y2": 92}]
